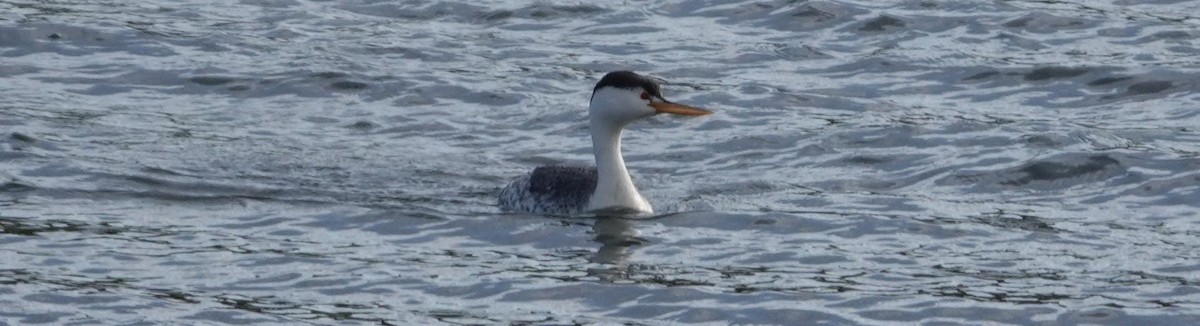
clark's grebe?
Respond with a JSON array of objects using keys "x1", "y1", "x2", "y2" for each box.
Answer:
[{"x1": 498, "y1": 71, "x2": 712, "y2": 215}]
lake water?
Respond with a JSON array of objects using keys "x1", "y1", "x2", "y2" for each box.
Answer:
[{"x1": 2, "y1": 0, "x2": 1199, "y2": 324}]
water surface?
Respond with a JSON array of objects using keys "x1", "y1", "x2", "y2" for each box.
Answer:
[{"x1": 2, "y1": 0, "x2": 1200, "y2": 324}]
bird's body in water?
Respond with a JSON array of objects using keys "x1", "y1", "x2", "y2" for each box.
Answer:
[{"x1": 498, "y1": 71, "x2": 712, "y2": 216}]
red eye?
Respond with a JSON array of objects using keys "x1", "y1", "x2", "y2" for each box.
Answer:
[{"x1": 640, "y1": 92, "x2": 651, "y2": 100}]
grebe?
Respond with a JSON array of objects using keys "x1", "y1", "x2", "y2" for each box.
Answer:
[{"x1": 498, "y1": 71, "x2": 712, "y2": 215}]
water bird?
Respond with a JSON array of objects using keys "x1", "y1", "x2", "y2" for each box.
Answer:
[{"x1": 499, "y1": 71, "x2": 712, "y2": 215}]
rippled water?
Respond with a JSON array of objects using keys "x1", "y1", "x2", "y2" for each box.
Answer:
[{"x1": 3, "y1": 0, "x2": 1200, "y2": 324}]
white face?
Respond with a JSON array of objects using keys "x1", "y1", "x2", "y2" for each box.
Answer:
[{"x1": 588, "y1": 86, "x2": 657, "y2": 127}]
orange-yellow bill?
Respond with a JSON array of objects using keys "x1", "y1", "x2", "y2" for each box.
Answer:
[{"x1": 650, "y1": 102, "x2": 712, "y2": 116}]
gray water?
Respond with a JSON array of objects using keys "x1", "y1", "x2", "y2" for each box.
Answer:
[{"x1": 2, "y1": 0, "x2": 1199, "y2": 324}]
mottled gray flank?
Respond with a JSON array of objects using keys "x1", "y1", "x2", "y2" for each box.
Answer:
[
  {"x1": 498, "y1": 165, "x2": 598, "y2": 215},
  {"x1": 2, "y1": 0, "x2": 1200, "y2": 325}
]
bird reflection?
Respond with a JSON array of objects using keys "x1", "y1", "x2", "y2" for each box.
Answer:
[{"x1": 587, "y1": 215, "x2": 644, "y2": 281}]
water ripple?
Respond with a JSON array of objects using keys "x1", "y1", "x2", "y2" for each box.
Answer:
[{"x1": 2, "y1": 0, "x2": 1200, "y2": 324}]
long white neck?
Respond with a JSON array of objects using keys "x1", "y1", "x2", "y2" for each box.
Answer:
[{"x1": 586, "y1": 119, "x2": 652, "y2": 214}]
